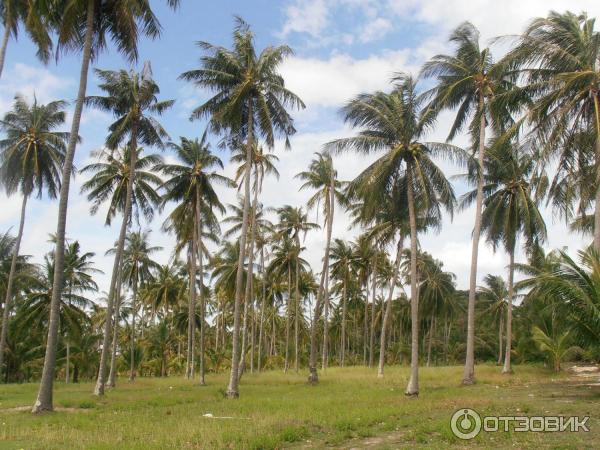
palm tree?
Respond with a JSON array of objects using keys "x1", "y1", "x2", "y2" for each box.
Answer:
[
  {"x1": 35, "y1": 0, "x2": 179, "y2": 413},
  {"x1": 117, "y1": 230, "x2": 160, "y2": 382},
  {"x1": 84, "y1": 67, "x2": 172, "y2": 395},
  {"x1": 62, "y1": 241, "x2": 100, "y2": 384},
  {"x1": 80, "y1": 146, "x2": 163, "y2": 395},
  {"x1": 328, "y1": 75, "x2": 460, "y2": 395},
  {"x1": 158, "y1": 133, "x2": 230, "y2": 383},
  {"x1": 0, "y1": 0, "x2": 52, "y2": 77},
  {"x1": 276, "y1": 206, "x2": 318, "y2": 372},
  {"x1": 504, "y1": 12, "x2": 600, "y2": 249},
  {"x1": 479, "y1": 275, "x2": 508, "y2": 365},
  {"x1": 460, "y1": 141, "x2": 547, "y2": 373},
  {"x1": 0, "y1": 95, "x2": 68, "y2": 376},
  {"x1": 180, "y1": 17, "x2": 304, "y2": 398},
  {"x1": 421, "y1": 22, "x2": 515, "y2": 385},
  {"x1": 296, "y1": 152, "x2": 342, "y2": 382},
  {"x1": 328, "y1": 239, "x2": 354, "y2": 367}
]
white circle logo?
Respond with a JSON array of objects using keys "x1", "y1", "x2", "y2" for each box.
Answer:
[{"x1": 450, "y1": 408, "x2": 482, "y2": 440}]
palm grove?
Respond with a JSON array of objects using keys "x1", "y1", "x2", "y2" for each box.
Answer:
[{"x1": 0, "y1": 4, "x2": 599, "y2": 412}]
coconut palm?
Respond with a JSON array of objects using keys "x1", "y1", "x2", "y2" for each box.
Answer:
[
  {"x1": 35, "y1": 0, "x2": 179, "y2": 413},
  {"x1": 275, "y1": 206, "x2": 318, "y2": 372},
  {"x1": 157, "y1": 133, "x2": 231, "y2": 383},
  {"x1": 479, "y1": 275, "x2": 508, "y2": 365},
  {"x1": 327, "y1": 74, "x2": 460, "y2": 395},
  {"x1": 180, "y1": 17, "x2": 304, "y2": 398},
  {"x1": 503, "y1": 12, "x2": 600, "y2": 249},
  {"x1": 116, "y1": 230, "x2": 161, "y2": 382},
  {"x1": 0, "y1": 0, "x2": 52, "y2": 77},
  {"x1": 460, "y1": 141, "x2": 547, "y2": 373},
  {"x1": 0, "y1": 95, "x2": 68, "y2": 376},
  {"x1": 296, "y1": 152, "x2": 343, "y2": 382},
  {"x1": 421, "y1": 22, "x2": 516, "y2": 385}
]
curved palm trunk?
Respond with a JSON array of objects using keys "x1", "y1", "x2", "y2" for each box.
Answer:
[
  {"x1": 340, "y1": 279, "x2": 347, "y2": 367},
  {"x1": 257, "y1": 247, "x2": 266, "y2": 372},
  {"x1": 187, "y1": 240, "x2": 197, "y2": 379},
  {"x1": 378, "y1": 238, "x2": 403, "y2": 377},
  {"x1": 368, "y1": 263, "x2": 377, "y2": 368},
  {"x1": 108, "y1": 269, "x2": 124, "y2": 388},
  {"x1": 33, "y1": 0, "x2": 95, "y2": 413},
  {"x1": 405, "y1": 177, "x2": 420, "y2": 396},
  {"x1": 129, "y1": 282, "x2": 138, "y2": 381},
  {"x1": 0, "y1": 194, "x2": 27, "y2": 376},
  {"x1": 308, "y1": 176, "x2": 334, "y2": 383},
  {"x1": 463, "y1": 98, "x2": 486, "y2": 385},
  {"x1": 0, "y1": 24, "x2": 11, "y2": 79},
  {"x1": 226, "y1": 104, "x2": 253, "y2": 399},
  {"x1": 502, "y1": 249, "x2": 514, "y2": 374},
  {"x1": 238, "y1": 183, "x2": 259, "y2": 382},
  {"x1": 321, "y1": 268, "x2": 331, "y2": 371},
  {"x1": 94, "y1": 128, "x2": 138, "y2": 397}
]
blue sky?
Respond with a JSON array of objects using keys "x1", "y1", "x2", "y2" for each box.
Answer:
[{"x1": 1, "y1": 0, "x2": 598, "y2": 295}]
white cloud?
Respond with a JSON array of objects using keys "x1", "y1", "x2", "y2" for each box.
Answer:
[
  {"x1": 359, "y1": 17, "x2": 394, "y2": 43},
  {"x1": 279, "y1": 0, "x2": 330, "y2": 38}
]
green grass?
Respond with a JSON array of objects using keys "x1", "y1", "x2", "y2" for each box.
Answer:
[{"x1": 0, "y1": 365, "x2": 598, "y2": 449}]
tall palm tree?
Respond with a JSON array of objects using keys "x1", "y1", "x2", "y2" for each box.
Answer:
[
  {"x1": 352, "y1": 234, "x2": 377, "y2": 366},
  {"x1": 421, "y1": 22, "x2": 515, "y2": 385},
  {"x1": 276, "y1": 205, "x2": 318, "y2": 372},
  {"x1": 504, "y1": 12, "x2": 600, "y2": 249},
  {"x1": 328, "y1": 239, "x2": 354, "y2": 367},
  {"x1": 0, "y1": 95, "x2": 68, "y2": 376},
  {"x1": 180, "y1": 17, "x2": 304, "y2": 398},
  {"x1": 158, "y1": 133, "x2": 230, "y2": 383},
  {"x1": 85, "y1": 67, "x2": 172, "y2": 396},
  {"x1": 117, "y1": 230, "x2": 160, "y2": 382},
  {"x1": 80, "y1": 147, "x2": 163, "y2": 395},
  {"x1": 461, "y1": 141, "x2": 547, "y2": 373},
  {"x1": 0, "y1": 0, "x2": 52, "y2": 77},
  {"x1": 296, "y1": 152, "x2": 342, "y2": 382},
  {"x1": 328, "y1": 75, "x2": 460, "y2": 395},
  {"x1": 62, "y1": 241, "x2": 100, "y2": 384},
  {"x1": 35, "y1": 0, "x2": 179, "y2": 413}
]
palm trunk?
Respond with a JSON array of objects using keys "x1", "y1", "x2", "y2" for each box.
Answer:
[
  {"x1": 257, "y1": 247, "x2": 266, "y2": 372},
  {"x1": 497, "y1": 313, "x2": 503, "y2": 366},
  {"x1": 593, "y1": 95, "x2": 600, "y2": 250},
  {"x1": 340, "y1": 278, "x2": 347, "y2": 367},
  {"x1": 196, "y1": 196, "x2": 206, "y2": 386},
  {"x1": 426, "y1": 316, "x2": 434, "y2": 367},
  {"x1": 0, "y1": 194, "x2": 27, "y2": 376},
  {"x1": 363, "y1": 278, "x2": 369, "y2": 365},
  {"x1": 129, "y1": 282, "x2": 138, "y2": 381},
  {"x1": 294, "y1": 235, "x2": 301, "y2": 373},
  {"x1": 238, "y1": 182, "x2": 259, "y2": 382},
  {"x1": 0, "y1": 23, "x2": 11, "y2": 79},
  {"x1": 284, "y1": 267, "x2": 291, "y2": 373},
  {"x1": 463, "y1": 96, "x2": 486, "y2": 385},
  {"x1": 94, "y1": 125, "x2": 138, "y2": 397},
  {"x1": 309, "y1": 175, "x2": 334, "y2": 383},
  {"x1": 368, "y1": 262, "x2": 377, "y2": 368},
  {"x1": 321, "y1": 268, "x2": 331, "y2": 370},
  {"x1": 405, "y1": 175, "x2": 419, "y2": 396},
  {"x1": 226, "y1": 103, "x2": 253, "y2": 399},
  {"x1": 378, "y1": 238, "x2": 403, "y2": 377},
  {"x1": 33, "y1": 0, "x2": 95, "y2": 413},
  {"x1": 502, "y1": 249, "x2": 514, "y2": 374},
  {"x1": 66, "y1": 281, "x2": 74, "y2": 384},
  {"x1": 108, "y1": 269, "x2": 124, "y2": 388}
]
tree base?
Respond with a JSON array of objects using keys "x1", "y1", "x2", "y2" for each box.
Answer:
[
  {"x1": 377, "y1": 372, "x2": 384, "y2": 379},
  {"x1": 226, "y1": 389, "x2": 239, "y2": 399},
  {"x1": 404, "y1": 390, "x2": 419, "y2": 397},
  {"x1": 307, "y1": 367, "x2": 319, "y2": 385},
  {"x1": 461, "y1": 377, "x2": 475, "y2": 386},
  {"x1": 31, "y1": 400, "x2": 53, "y2": 414},
  {"x1": 501, "y1": 368, "x2": 513, "y2": 375},
  {"x1": 93, "y1": 382, "x2": 104, "y2": 396}
]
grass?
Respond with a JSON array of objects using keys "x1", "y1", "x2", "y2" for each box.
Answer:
[{"x1": 0, "y1": 364, "x2": 598, "y2": 449}]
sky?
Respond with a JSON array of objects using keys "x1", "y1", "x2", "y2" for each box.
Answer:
[{"x1": 1, "y1": 0, "x2": 599, "y2": 297}]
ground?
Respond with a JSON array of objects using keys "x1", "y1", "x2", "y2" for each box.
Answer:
[{"x1": 0, "y1": 364, "x2": 598, "y2": 449}]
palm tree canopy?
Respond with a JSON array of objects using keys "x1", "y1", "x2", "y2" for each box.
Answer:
[{"x1": 0, "y1": 95, "x2": 70, "y2": 198}]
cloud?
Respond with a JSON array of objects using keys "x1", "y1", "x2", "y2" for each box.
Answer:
[
  {"x1": 280, "y1": 49, "x2": 415, "y2": 109},
  {"x1": 359, "y1": 17, "x2": 394, "y2": 43},
  {"x1": 279, "y1": 0, "x2": 330, "y2": 38}
]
